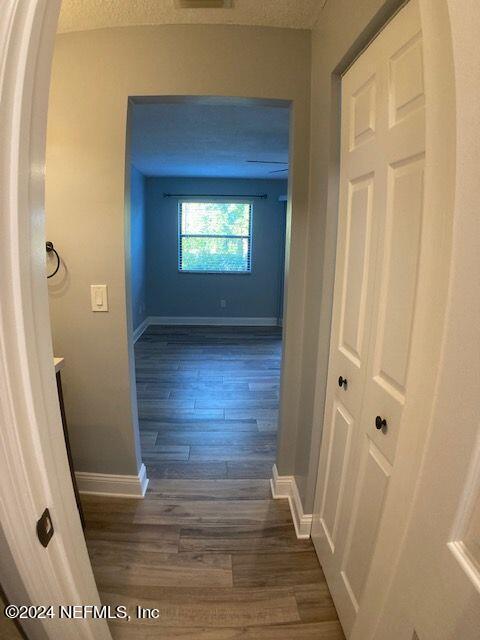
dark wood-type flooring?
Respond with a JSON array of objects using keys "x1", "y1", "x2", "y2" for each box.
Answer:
[{"x1": 82, "y1": 326, "x2": 344, "y2": 639}]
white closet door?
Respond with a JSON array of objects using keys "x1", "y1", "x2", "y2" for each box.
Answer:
[
  {"x1": 312, "y1": 1, "x2": 425, "y2": 636},
  {"x1": 311, "y1": 24, "x2": 385, "y2": 616}
]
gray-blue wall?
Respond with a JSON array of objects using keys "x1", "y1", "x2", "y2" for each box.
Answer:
[
  {"x1": 130, "y1": 166, "x2": 147, "y2": 329},
  {"x1": 145, "y1": 177, "x2": 287, "y2": 320}
]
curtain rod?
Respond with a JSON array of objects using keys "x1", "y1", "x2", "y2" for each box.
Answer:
[{"x1": 163, "y1": 193, "x2": 267, "y2": 199}]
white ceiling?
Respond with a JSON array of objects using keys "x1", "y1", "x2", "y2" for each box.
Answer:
[
  {"x1": 58, "y1": 0, "x2": 325, "y2": 33},
  {"x1": 130, "y1": 100, "x2": 290, "y2": 179}
]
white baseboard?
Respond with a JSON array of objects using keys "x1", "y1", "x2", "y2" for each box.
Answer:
[
  {"x1": 270, "y1": 464, "x2": 312, "y2": 539},
  {"x1": 133, "y1": 317, "x2": 149, "y2": 343},
  {"x1": 148, "y1": 315, "x2": 280, "y2": 327},
  {"x1": 76, "y1": 463, "x2": 149, "y2": 498}
]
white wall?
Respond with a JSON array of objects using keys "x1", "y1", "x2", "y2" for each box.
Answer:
[
  {"x1": 46, "y1": 25, "x2": 310, "y2": 476},
  {"x1": 144, "y1": 177, "x2": 287, "y2": 321}
]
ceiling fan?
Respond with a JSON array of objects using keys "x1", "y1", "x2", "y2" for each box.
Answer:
[{"x1": 246, "y1": 160, "x2": 289, "y2": 174}]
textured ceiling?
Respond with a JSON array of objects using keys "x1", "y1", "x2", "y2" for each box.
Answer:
[
  {"x1": 130, "y1": 100, "x2": 290, "y2": 179},
  {"x1": 58, "y1": 0, "x2": 326, "y2": 33}
]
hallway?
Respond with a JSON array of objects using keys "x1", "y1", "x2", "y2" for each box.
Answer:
[{"x1": 81, "y1": 327, "x2": 344, "y2": 638}]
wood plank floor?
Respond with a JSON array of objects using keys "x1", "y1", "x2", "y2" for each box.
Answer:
[
  {"x1": 136, "y1": 326, "x2": 279, "y2": 480},
  {"x1": 82, "y1": 326, "x2": 344, "y2": 639}
]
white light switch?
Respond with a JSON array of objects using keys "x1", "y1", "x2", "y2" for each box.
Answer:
[{"x1": 90, "y1": 285, "x2": 108, "y2": 312}]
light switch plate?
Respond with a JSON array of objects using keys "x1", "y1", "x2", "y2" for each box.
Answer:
[{"x1": 90, "y1": 284, "x2": 108, "y2": 312}]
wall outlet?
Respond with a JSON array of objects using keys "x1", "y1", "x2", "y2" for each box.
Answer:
[{"x1": 220, "y1": 299, "x2": 227, "y2": 308}]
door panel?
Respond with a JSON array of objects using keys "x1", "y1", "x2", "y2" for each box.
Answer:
[
  {"x1": 312, "y1": 2, "x2": 425, "y2": 636},
  {"x1": 339, "y1": 176, "x2": 374, "y2": 367},
  {"x1": 350, "y1": 75, "x2": 376, "y2": 150},
  {"x1": 375, "y1": 158, "x2": 424, "y2": 394},
  {"x1": 389, "y1": 32, "x2": 424, "y2": 127},
  {"x1": 342, "y1": 437, "x2": 392, "y2": 612},
  {"x1": 367, "y1": 155, "x2": 425, "y2": 463},
  {"x1": 320, "y1": 402, "x2": 354, "y2": 552}
]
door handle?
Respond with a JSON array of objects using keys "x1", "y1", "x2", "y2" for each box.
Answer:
[
  {"x1": 375, "y1": 416, "x2": 387, "y2": 430},
  {"x1": 338, "y1": 376, "x2": 348, "y2": 389}
]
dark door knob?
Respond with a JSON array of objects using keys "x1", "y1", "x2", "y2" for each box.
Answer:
[
  {"x1": 375, "y1": 416, "x2": 387, "y2": 430},
  {"x1": 338, "y1": 376, "x2": 348, "y2": 388}
]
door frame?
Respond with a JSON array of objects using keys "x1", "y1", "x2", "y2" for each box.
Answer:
[{"x1": 0, "y1": 2, "x2": 111, "y2": 639}]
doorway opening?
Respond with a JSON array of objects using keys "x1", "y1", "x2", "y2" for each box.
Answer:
[{"x1": 126, "y1": 97, "x2": 289, "y2": 482}]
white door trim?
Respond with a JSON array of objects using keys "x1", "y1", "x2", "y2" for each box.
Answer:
[{"x1": 0, "y1": 2, "x2": 111, "y2": 639}]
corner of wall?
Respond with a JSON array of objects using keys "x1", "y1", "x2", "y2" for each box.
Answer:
[{"x1": 270, "y1": 464, "x2": 312, "y2": 539}]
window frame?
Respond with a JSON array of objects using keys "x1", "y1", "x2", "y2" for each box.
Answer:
[{"x1": 177, "y1": 198, "x2": 254, "y2": 275}]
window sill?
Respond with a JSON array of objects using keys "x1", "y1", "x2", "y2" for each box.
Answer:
[{"x1": 178, "y1": 270, "x2": 252, "y2": 275}]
